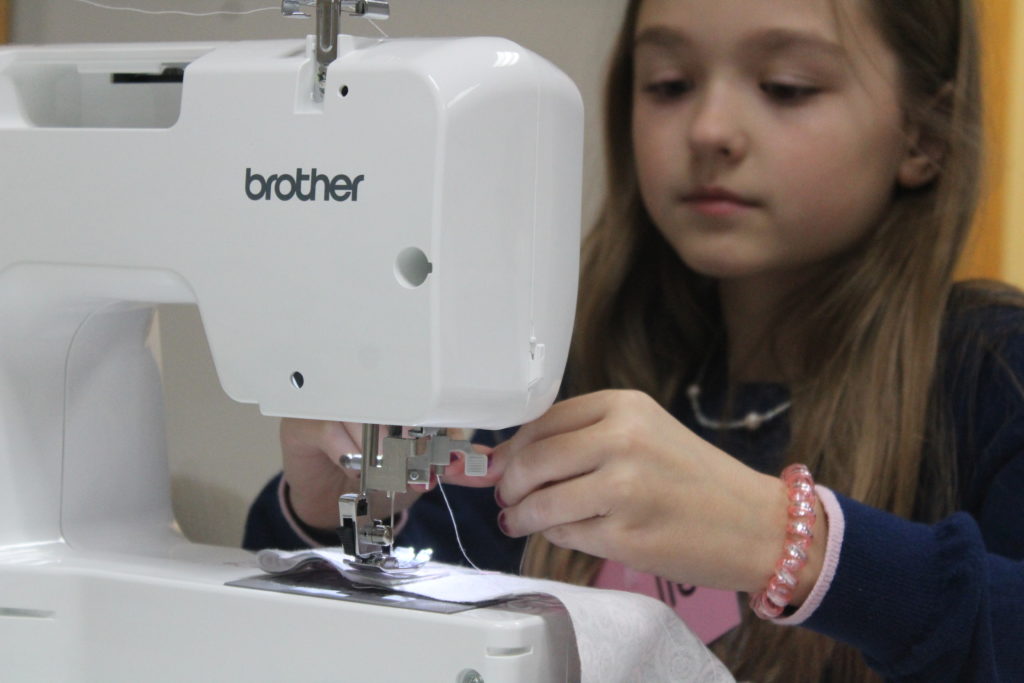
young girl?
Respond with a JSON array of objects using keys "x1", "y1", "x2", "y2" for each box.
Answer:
[{"x1": 245, "y1": 0, "x2": 1024, "y2": 680}]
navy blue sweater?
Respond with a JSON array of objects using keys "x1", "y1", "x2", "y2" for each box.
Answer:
[{"x1": 245, "y1": 302, "x2": 1024, "y2": 682}]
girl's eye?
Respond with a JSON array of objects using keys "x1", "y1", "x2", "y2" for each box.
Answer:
[
  {"x1": 760, "y1": 82, "x2": 820, "y2": 103},
  {"x1": 642, "y1": 79, "x2": 693, "y2": 101}
]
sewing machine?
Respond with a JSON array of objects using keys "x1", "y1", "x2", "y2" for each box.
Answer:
[{"x1": 0, "y1": 2, "x2": 583, "y2": 678}]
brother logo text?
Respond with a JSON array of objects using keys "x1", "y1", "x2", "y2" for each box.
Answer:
[{"x1": 245, "y1": 168, "x2": 365, "y2": 201}]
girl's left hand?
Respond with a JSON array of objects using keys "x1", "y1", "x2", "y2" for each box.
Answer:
[{"x1": 489, "y1": 389, "x2": 799, "y2": 593}]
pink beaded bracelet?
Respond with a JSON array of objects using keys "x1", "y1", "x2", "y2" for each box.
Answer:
[{"x1": 749, "y1": 463, "x2": 817, "y2": 620}]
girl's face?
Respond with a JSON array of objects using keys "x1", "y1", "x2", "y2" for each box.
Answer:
[{"x1": 632, "y1": 0, "x2": 919, "y2": 285}]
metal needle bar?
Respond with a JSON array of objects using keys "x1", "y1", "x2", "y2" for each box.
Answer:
[{"x1": 281, "y1": 0, "x2": 390, "y2": 101}]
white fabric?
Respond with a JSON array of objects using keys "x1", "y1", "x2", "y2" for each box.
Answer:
[{"x1": 258, "y1": 547, "x2": 735, "y2": 682}]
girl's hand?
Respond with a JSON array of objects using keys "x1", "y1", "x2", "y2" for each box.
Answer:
[
  {"x1": 489, "y1": 390, "x2": 825, "y2": 597},
  {"x1": 280, "y1": 419, "x2": 375, "y2": 531},
  {"x1": 280, "y1": 419, "x2": 489, "y2": 531}
]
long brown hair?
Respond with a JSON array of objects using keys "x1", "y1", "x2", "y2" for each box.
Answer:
[{"x1": 521, "y1": 1, "x2": 995, "y2": 680}]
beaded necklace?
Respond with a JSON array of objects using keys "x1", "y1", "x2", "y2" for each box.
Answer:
[
  {"x1": 685, "y1": 382, "x2": 792, "y2": 431},
  {"x1": 685, "y1": 354, "x2": 792, "y2": 431}
]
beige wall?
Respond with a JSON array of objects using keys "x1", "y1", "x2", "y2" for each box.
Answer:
[{"x1": 9, "y1": 0, "x2": 625, "y2": 546}]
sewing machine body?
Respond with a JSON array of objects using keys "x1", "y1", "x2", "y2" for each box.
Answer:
[{"x1": 0, "y1": 36, "x2": 581, "y2": 681}]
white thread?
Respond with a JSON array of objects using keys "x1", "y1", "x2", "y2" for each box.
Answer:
[
  {"x1": 367, "y1": 18, "x2": 388, "y2": 38},
  {"x1": 72, "y1": 0, "x2": 279, "y2": 17},
  {"x1": 435, "y1": 476, "x2": 482, "y2": 572}
]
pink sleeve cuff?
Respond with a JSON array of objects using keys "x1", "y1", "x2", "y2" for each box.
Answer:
[
  {"x1": 392, "y1": 507, "x2": 410, "y2": 537},
  {"x1": 772, "y1": 484, "x2": 844, "y2": 626},
  {"x1": 278, "y1": 476, "x2": 327, "y2": 548}
]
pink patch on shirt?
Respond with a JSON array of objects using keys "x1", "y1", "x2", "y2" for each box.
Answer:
[{"x1": 592, "y1": 560, "x2": 741, "y2": 644}]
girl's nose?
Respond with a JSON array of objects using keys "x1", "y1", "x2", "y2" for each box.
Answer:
[{"x1": 686, "y1": 83, "x2": 748, "y2": 162}]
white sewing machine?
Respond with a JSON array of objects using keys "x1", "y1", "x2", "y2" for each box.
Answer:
[{"x1": 0, "y1": 1, "x2": 583, "y2": 679}]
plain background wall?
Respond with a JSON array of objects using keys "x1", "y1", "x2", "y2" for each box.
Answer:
[{"x1": 9, "y1": 0, "x2": 626, "y2": 546}]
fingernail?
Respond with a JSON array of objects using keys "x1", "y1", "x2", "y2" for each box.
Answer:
[
  {"x1": 497, "y1": 510, "x2": 511, "y2": 536},
  {"x1": 494, "y1": 487, "x2": 507, "y2": 508}
]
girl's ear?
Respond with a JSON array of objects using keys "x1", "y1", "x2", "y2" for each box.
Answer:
[
  {"x1": 897, "y1": 83, "x2": 952, "y2": 189},
  {"x1": 897, "y1": 140, "x2": 941, "y2": 188}
]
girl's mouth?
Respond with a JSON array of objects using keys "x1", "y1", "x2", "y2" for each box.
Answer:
[{"x1": 681, "y1": 186, "x2": 757, "y2": 216}]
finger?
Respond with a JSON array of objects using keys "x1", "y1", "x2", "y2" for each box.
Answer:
[
  {"x1": 499, "y1": 472, "x2": 610, "y2": 538},
  {"x1": 463, "y1": 436, "x2": 518, "y2": 484},
  {"x1": 541, "y1": 515, "x2": 616, "y2": 560},
  {"x1": 438, "y1": 446, "x2": 502, "y2": 488},
  {"x1": 337, "y1": 422, "x2": 398, "y2": 456},
  {"x1": 330, "y1": 423, "x2": 411, "y2": 469},
  {"x1": 308, "y1": 422, "x2": 359, "y2": 469},
  {"x1": 501, "y1": 392, "x2": 613, "y2": 453},
  {"x1": 496, "y1": 421, "x2": 612, "y2": 507},
  {"x1": 281, "y1": 418, "x2": 346, "y2": 461},
  {"x1": 339, "y1": 422, "x2": 363, "y2": 452}
]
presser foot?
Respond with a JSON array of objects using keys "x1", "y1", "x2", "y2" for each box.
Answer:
[
  {"x1": 343, "y1": 546, "x2": 434, "y2": 574},
  {"x1": 337, "y1": 492, "x2": 391, "y2": 557},
  {"x1": 337, "y1": 490, "x2": 432, "y2": 574}
]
